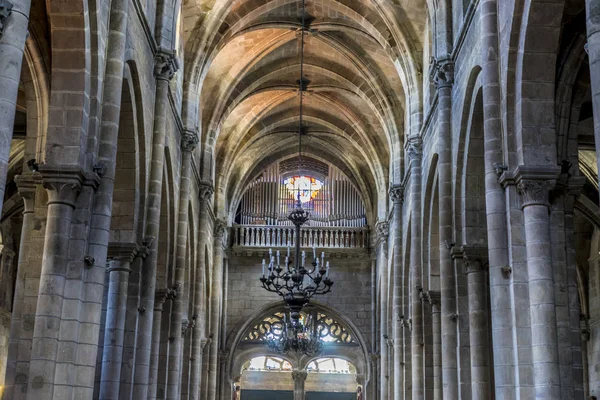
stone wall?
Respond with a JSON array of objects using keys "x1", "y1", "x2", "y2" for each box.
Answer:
[{"x1": 224, "y1": 249, "x2": 373, "y2": 351}]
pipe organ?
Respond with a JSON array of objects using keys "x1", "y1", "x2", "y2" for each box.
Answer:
[{"x1": 237, "y1": 160, "x2": 367, "y2": 227}]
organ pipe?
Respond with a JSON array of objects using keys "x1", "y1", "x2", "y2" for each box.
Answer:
[{"x1": 238, "y1": 163, "x2": 366, "y2": 227}]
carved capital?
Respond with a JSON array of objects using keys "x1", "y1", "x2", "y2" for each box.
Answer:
[
  {"x1": 214, "y1": 219, "x2": 227, "y2": 238},
  {"x1": 107, "y1": 242, "x2": 140, "y2": 263},
  {"x1": 181, "y1": 129, "x2": 199, "y2": 153},
  {"x1": 40, "y1": 169, "x2": 83, "y2": 208},
  {"x1": 0, "y1": 0, "x2": 13, "y2": 40},
  {"x1": 514, "y1": 165, "x2": 560, "y2": 208},
  {"x1": 154, "y1": 48, "x2": 179, "y2": 81},
  {"x1": 154, "y1": 288, "x2": 174, "y2": 309},
  {"x1": 461, "y1": 246, "x2": 489, "y2": 275},
  {"x1": 430, "y1": 57, "x2": 454, "y2": 88},
  {"x1": 517, "y1": 179, "x2": 555, "y2": 208},
  {"x1": 389, "y1": 185, "x2": 404, "y2": 205},
  {"x1": 181, "y1": 319, "x2": 190, "y2": 336},
  {"x1": 291, "y1": 370, "x2": 308, "y2": 383},
  {"x1": 15, "y1": 173, "x2": 41, "y2": 212}
]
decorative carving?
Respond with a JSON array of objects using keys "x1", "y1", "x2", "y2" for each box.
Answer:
[
  {"x1": 376, "y1": 221, "x2": 389, "y2": 248},
  {"x1": 431, "y1": 57, "x2": 454, "y2": 88},
  {"x1": 198, "y1": 181, "x2": 214, "y2": 203},
  {"x1": 243, "y1": 309, "x2": 356, "y2": 344},
  {"x1": 389, "y1": 185, "x2": 404, "y2": 205},
  {"x1": 0, "y1": 1, "x2": 12, "y2": 40},
  {"x1": 83, "y1": 255, "x2": 95, "y2": 266},
  {"x1": 493, "y1": 163, "x2": 508, "y2": 177},
  {"x1": 181, "y1": 129, "x2": 199, "y2": 153},
  {"x1": 154, "y1": 48, "x2": 179, "y2": 81},
  {"x1": 214, "y1": 219, "x2": 227, "y2": 238},
  {"x1": 517, "y1": 179, "x2": 555, "y2": 208},
  {"x1": 407, "y1": 140, "x2": 422, "y2": 161},
  {"x1": 461, "y1": 246, "x2": 489, "y2": 275},
  {"x1": 501, "y1": 265, "x2": 512, "y2": 276},
  {"x1": 181, "y1": 319, "x2": 190, "y2": 336}
]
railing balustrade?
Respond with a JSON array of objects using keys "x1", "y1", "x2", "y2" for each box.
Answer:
[{"x1": 232, "y1": 225, "x2": 369, "y2": 249}]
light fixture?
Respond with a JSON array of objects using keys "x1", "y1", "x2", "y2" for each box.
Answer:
[
  {"x1": 258, "y1": 0, "x2": 334, "y2": 354},
  {"x1": 265, "y1": 311, "x2": 323, "y2": 357}
]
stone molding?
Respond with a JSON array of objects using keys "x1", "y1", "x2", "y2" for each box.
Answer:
[
  {"x1": 430, "y1": 56, "x2": 454, "y2": 88},
  {"x1": 14, "y1": 173, "x2": 41, "y2": 211},
  {"x1": 154, "y1": 48, "x2": 179, "y2": 81},
  {"x1": 389, "y1": 185, "x2": 404, "y2": 205},
  {"x1": 181, "y1": 129, "x2": 199, "y2": 153}
]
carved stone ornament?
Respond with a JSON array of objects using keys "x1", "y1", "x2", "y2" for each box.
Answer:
[
  {"x1": 407, "y1": 140, "x2": 422, "y2": 161},
  {"x1": 0, "y1": 0, "x2": 13, "y2": 40},
  {"x1": 517, "y1": 179, "x2": 555, "y2": 208},
  {"x1": 376, "y1": 220, "x2": 389, "y2": 248},
  {"x1": 214, "y1": 219, "x2": 227, "y2": 238},
  {"x1": 198, "y1": 181, "x2": 214, "y2": 203},
  {"x1": 292, "y1": 370, "x2": 308, "y2": 383},
  {"x1": 154, "y1": 48, "x2": 179, "y2": 80},
  {"x1": 431, "y1": 57, "x2": 454, "y2": 88},
  {"x1": 389, "y1": 185, "x2": 404, "y2": 205},
  {"x1": 181, "y1": 129, "x2": 199, "y2": 153}
]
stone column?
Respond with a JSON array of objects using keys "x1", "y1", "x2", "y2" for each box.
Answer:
[
  {"x1": 0, "y1": 0, "x2": 31, "y2": 218},
  {"x1": 426, "y1": 291, "x2": 442, "y2": 400},
  {"x1": 586, "y1": 0, "x2": 600, "y2": 190},
  {"x1": 389, "y1": 184, "x2": 404, "y2": 400},
  {"x1": 462, "y1": 247, "x2": 491, "y2": 399},
  {"x1": 480, "y1": 0, "x2": 517, "y2": 397},
  {"x1": 516, "y1": 170, "x2": 561, "y2": 399},
  {"x1": 580, "y1": 319, "x2": 590, "y2": 396},
  {"x1": 166, "y1": 129, "x2": 199, "y2": 400},
  {"x1": 292, "y1": 370, "x2": 308, "y2": 400},
  {"x1": 190, "y1": 183, "x2": 213, "y2": 399},
  {"x1": 407, "y1": 139, "x2": 424, "y2": 399},
  {"x1": 132, "y1": 48, "x2": 178, "y2": 400},
  {"x1": 119, "y1": 244, "x2": 149, "y2": 399},
  {"x1": 432, "y1": 56, "x2": 458, "y2": 399},
  {"x1": 99, "y1": 244, "x2": 138, "y2": 399},
  {"x1": 207, "y1": 220, "x2": 226, "y2": 400},
  {"x1": 148, "y1": 288, "x2": 173, "y2": 400},
  {"x1": 376, "y1": 220, "x2": 390, "y2": 400},
  {"x1": 3, "y1": 174, "x2": 38, "y2": 399},
  {"x1": 26, "y1": 170, "x2": 82, "y2": 398}
]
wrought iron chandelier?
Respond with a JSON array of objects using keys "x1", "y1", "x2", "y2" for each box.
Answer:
[
  {"x1": 259, "y1": 0, "x2": 333, "y2": 353},
  {"x1": 265, "y1": 311, "x2": 323, "y2": 357}
]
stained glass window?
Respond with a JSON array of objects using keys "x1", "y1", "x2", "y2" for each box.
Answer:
[{"x1": 284, "y1": 176, "x2": 323, "y2": 203}]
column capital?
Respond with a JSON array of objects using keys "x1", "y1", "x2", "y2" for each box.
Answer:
[
  {"x1": 154, "y1": 288, "x2": 175, "y2": 309},
  {"x1": 181, "y1": 319, "x2": 190, "y2": 336},
  {"x1": 199, "y1": 181, "x2": 214, "y2": 202},
  {"x1": 460, "y1": 245, "x2": 489, "y2": 274},
  {"x1": 39, "y1": 166, "x2": 85, "y2": 207},
  {"x1": 291, "y1": 370, "x2": 308, "y2": 383},
  {"x1": 421, "y1": 290, "x2": 440, "y2": 308},
  {"x1": 181, "y1": 129, "x2": 199, "y2": 153},
  {"x1": 15, "y1": 173, "x2": 41, "y2": 211},
  {"x1": 200, "y1": 338, "x2": 211, "y2": 354},
  {"x1": 214, "y1": 219, "x2": 227, "y2": 238},
  {"x1": 154, "y1": 48, "x2": 179, "y2": 81},
  {"x1": 389, "y1": 185, "x2": 405, "y2": 205},
  {"x1": 430, "y1": 56, "x2": 454, "y2": 88},
  {"x1": 514, "y1": 165, "x2": 560, "y2": 208},
  {"x1": 107, "y1": 242, "x2": 140, "y2": 263}
]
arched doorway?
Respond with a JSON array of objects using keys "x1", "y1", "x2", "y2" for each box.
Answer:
[{"x1": 226, "y1": 302, "x2": 371, "y2": 399}]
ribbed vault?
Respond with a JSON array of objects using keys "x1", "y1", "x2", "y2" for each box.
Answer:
[{"x1": 182, "y1": 0, "x2": 428, "y2": 220}]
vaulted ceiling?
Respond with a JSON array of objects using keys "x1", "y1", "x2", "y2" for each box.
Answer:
[{"x1": 182, "y1": 0, "x2": 428, "y2": 219}]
